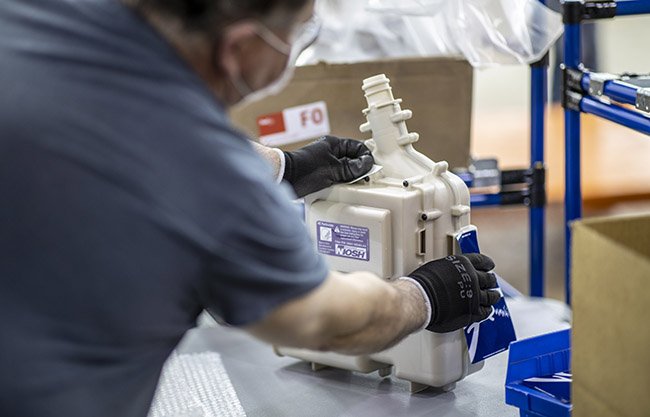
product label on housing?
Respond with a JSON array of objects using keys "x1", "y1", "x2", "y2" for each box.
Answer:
[{"x1": 316, "y1": 221, "x2": 369, "y2": 262}]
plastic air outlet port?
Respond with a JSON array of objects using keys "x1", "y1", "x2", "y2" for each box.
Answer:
[
  {"x1": 447, "y1": 235, "x2": 455, "y2": 256},
  {"x1": 418, "y1": 229, "x2": 426, "y2": 256}
]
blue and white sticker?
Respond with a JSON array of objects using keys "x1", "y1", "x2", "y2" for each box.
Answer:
[
  {"x1": 458, "y1": 230, "x2": 517, "y2": 364},
  {"x1": 317, "y1": 221, "x2": 370, "y2": 262}
]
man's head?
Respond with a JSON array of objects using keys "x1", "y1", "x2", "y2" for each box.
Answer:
[{"x1": 133, "y1": 0, "x2": 316, "y2": 106}]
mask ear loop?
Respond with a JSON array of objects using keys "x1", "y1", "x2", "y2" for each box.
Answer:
[
  {"x1": 291, "y1": 15, "x2": 323, "y2": 54},
  {"x1": 229, "y1": 70, "x2": 254, "y2": 99},
  {"x1": 227, "y1": 16, "x2": 323, "y2": 107},
  {"x1": 255, "y1": 14, "x2": 323, "y2": 59},
  {"x1": 286, "y1": 15, "x2": 323, "y2": 67},
  {"x1": 253, "y1": 24, "x2": 293, "y2": 56}
]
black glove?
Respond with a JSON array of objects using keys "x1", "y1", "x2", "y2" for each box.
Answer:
[
  {"x1": 282, "y1": 135, "x2": 374, "y2": 198},
  {"x1": 407, "y1": 253, "x2": 500, "y2": 333}
]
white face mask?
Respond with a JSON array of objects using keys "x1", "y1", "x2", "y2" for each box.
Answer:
[{"x1": 231, "y1": 15, "x2": 322, "y2": 108}]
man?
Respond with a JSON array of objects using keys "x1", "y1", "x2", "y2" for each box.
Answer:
[{"x1": 0, "y1": 0, "x2": 499, "y2": 416}]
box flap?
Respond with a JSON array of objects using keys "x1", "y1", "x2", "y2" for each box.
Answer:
[
  {"x1": 572, "y1": 214, "x2": 650, "y2": 417},
  {"x1": 571, "y1": 213, "x2": 650, "y2": 258},
  {"x1": 230, "y1": 57, "x2": 473, "y2": 169}
]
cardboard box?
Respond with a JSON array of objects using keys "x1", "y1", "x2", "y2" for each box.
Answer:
[
  {"x1": 230, "y1": 57, "x2": 473, "y2": 170},
  {"x1": 571, "y1": 214, "x2": 650, "y2": 417}
]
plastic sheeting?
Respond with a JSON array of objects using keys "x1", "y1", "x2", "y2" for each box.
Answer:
[
  {"x1": 148, "y1": 352, "x2": 246, "y2": 417},
  {"x1": 365, "y1": 0, "x2": 448, "y2": 16},
  {"x1": 298, "y1": 0, "x2": 563, "y2": 68}
]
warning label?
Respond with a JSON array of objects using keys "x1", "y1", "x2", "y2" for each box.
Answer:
[{"x1": 316, "y1": 221, "x2": 369, "y2": 262}]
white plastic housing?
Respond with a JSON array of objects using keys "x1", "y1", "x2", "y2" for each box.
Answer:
[{"x1": 276, "y1": 74, "x2": 483, "y2": 391}]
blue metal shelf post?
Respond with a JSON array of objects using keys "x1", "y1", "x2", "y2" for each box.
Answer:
[
  {"x1": 562, "y1": 1, "x2": 583, "y2": 305},
  {"x1": 530, "y1": 52, "x2": 547, "y2": 298}
]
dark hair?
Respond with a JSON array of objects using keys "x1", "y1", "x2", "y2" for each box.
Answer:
[{"x1": 137, "y1": 0, "x2": 310, "y2": 35}]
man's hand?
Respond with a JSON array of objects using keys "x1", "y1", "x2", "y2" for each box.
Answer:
[
  {"x1": 405, "y1": 253, "x2": 500, "y2": 333},
  {"x1": 283, "y1": 135, "x2": 374, "y2": 198}
]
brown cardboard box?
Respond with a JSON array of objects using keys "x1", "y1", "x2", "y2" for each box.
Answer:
[
  {"x1": 571, "y1": 214, "x2": 650, "y2": 417},
  {"x1": 230, "y1": 57, "x2": 473, "y2": 170}
]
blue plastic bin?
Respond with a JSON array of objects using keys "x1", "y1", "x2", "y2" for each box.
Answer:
[{"x1": 505, "y1": 329, "x2": 572, "y2": 417}]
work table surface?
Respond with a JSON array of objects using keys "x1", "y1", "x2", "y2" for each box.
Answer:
[{"x1": 163, "y1": 297, "x2": 570, "y2": 417}]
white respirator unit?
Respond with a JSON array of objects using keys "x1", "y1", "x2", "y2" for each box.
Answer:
[{"x1": 275, "y1": 74, "x2": 484, "y2": 392}]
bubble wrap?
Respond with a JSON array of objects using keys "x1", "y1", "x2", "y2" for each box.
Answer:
[{"x1": 148, "y1": 352, "x2": 247, "y2": 417}]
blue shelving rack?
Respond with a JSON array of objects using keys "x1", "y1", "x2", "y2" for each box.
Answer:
[
  {"x1": 560, "y1": 0, "x2": 650, "y2": 304},
  {"x1": 466, "y1": 1, "x2": 650, "y2": 302}
]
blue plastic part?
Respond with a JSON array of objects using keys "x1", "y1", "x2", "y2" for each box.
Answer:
[
  {"x1": 581, "y1": 96, "x2": 650, "y2": 136},
  {"x1": 505, "y1": 329, "x2": 572, "y2": 417},
  {"x1": 563, "y1": 21, "x2": 582, "y2": 306},
  {"x1": 580, "y1": 74, "x2": 640, "y2": 106},
  {"x1": 457, "y1": 171, "x2": 473, "y2": 187},
  {"x1": 521, "y1": 376, "x2": 571, "y2": 404},
  {"x1": 470, "y1": 193, "x2": 502, "y2": 207},
  {"x1": 616, "y1": 0, "x2": 650, "y2": 16},
  {"x1": 530, "y1": 63, "x2": 547, "y2": 298}
]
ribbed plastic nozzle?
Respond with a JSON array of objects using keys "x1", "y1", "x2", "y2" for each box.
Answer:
[
  {"x1": 360, "y1": 74, "x2": 435, "y2": 180},
  {"x1": 362, "y1": 74, "x2": 396, "y2": 108}
]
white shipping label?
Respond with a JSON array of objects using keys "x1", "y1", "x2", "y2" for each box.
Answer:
[{"x1": 258, "y1": 101, "x2": 331, "y2": 147}]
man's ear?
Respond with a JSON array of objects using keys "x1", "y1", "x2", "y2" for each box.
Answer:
[{"x1": 217, "y1": 22, "x2": 259, "y2": 78}]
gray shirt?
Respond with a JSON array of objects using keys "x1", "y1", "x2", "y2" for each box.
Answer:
[{"x1": 0, "y1": 0, "x2": 328, "y2": 416}]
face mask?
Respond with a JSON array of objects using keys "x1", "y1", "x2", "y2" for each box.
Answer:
[{"x1": 231, "y1": 15, "x2": 322, "y2": 108}]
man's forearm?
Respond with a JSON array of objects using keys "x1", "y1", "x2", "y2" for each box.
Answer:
[
  {"x1": 322, "y1": 278, "x2": 428, "y2": 355},
  {"x1": 251, "y1": 142, "x2": 283, "y2": 181},
  {"x1": 245, "y1": 271, "x2": 428, "y2": 355}
]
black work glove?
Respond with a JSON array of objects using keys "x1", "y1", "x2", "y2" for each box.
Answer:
[
  {"x1": 282, "y1": 135, "x2": 374, "y2": 198},
  {"x1": 407, "y1": 253, "x2": 500, "y2": 333}
]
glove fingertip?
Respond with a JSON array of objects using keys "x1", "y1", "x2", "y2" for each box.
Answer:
[
  {"x1": 487, "y1": 289, "x2": 502, "y2": 305},
  {"x1": 465, "y1": 253, "x2": 495, "y2": 271},
  {"x1": 478, "y1": 305, "x2": 494, "y2": 322},
  {"x1": 355, "y1": 141, "x2": 373, "y2": 157},
  {"x1": 359, "y1": 154, "x2": 374, "y2": 172},
  {"x1": 340, "y1": 138, "x2": 373, "y2": 159},
  {"x1": 481, "y1": 271, "x2": 497, "y2": 289},
  {"x1": 347, "y1": 154, "x2": 374, "y2": 178}
]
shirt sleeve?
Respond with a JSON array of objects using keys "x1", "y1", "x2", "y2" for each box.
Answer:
[{"x1": 200, "y1": 152, "x2": 329, "y2": 327}]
